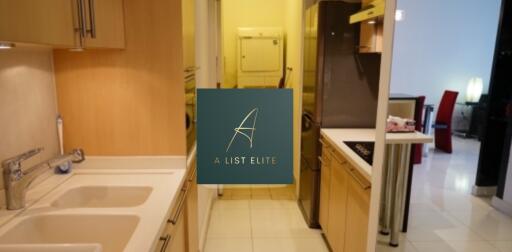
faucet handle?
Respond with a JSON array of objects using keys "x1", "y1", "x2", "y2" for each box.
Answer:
[
  {"x1": 2, "y1": 147, "x2": 44, "y2": 170},
  {"x1": 71, "y1": 148, "x2": 85, "y2": 163}
]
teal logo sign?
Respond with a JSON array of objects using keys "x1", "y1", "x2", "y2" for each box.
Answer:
[{"x1": 197, "y1": 89, "x2": 293, "y2": 184}]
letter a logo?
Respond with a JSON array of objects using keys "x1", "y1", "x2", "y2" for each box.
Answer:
[{"x1": 226, "y1": 108, "x2": 259, "y2": 152}]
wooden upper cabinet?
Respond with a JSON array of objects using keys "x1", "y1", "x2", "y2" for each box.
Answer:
[
  {"x1": 358, "y1": 0, "x2": 383, "y2": 53},
  {"x1": 82, "y1": 0, "x2": 125, "y2": 49},
  {"x1": 0, "y1": 0, "x2": 125, "y2": 49},
  {"x1": 0, "y1": 0, "x2": 76, "y2": 47}
]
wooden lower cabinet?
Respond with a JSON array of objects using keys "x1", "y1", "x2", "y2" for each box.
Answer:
[
  {"x1": 319, "y1": 143, "x2": 332, "y2": 230},
  {"x1": 154, "y1": 167, "x2": 198, "y2": 252},
  {"x1": 319, "y1": 138, "x2": 371, "y2": 252},
  {"x1": 185, "y1": 170, "x2": 199, "y2": 252},
  {"x1": 326, "y1": 158, "x2": 349, "y2": 252},
  {"x1": 344, "y1": 175, "x2": 371, "y2": 252},
  {"x1": 166, "y1": 212, "x2": 187, "y2": 252}
]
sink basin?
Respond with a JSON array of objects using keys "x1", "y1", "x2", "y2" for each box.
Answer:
[
  {"x1": 0, "y1": 244, "x2": 102, "y2": 252},
  {"x1": 51, "y1": 186, "x2": 152, "y2": 208},
  {"x1": 0, "y1": 215, "x2": 139, "y2": 252}
]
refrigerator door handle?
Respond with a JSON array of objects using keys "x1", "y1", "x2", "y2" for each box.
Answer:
[
  {"x1": 353, "y1": 52, "x2": 365, "y2": 76},
  {"x1": 301, "y1": 112, "x2": 314, "y2": 131}
]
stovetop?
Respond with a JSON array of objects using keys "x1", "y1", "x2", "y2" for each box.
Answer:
[{"x1": 343, "y1": 141, "x2": 374, "y2": 166}]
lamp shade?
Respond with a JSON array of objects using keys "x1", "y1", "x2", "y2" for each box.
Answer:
[{"x1": 466, "y1": 77, "x2": 483, "y2": 103}]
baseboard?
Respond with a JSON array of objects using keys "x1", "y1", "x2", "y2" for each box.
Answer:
[
  {"x1": 198, "y1": 192, "x2": 216, "y2": 252},
  {"x1": 491, "y1": 196, "x2": 512, "y2": 217},
  {"x1": 471, "y1": 185, "x2": 497, "y2": 196}
]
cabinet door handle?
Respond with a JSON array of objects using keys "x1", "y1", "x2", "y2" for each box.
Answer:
[
  {"x1": 187, "y1": 166, "x2": 197, "y2": 182},
  {"x1": 77, "y1": 0, "x2": 87, "y2": 37},
  {"x1": 184, "y1": 66, "x2": 200, "y2": 73},
  {"x1": 347, "y1": 168, "x2": 371, "y2": 190},
  {"x1": 331, "y1": 153, "x2": 346, "y2": 165},
  {"x1": 87, "y1": 0, "x2": 97, "y2": 38},
  {"x1": 184, "y1": 73, "x2": 195, "y2": 83},
  {"x1": 169, "y1": 182, "x2": 189, "y2": 224},
  {"x1": 159, "y1": 234, "x2": 171, "y2": 252}
]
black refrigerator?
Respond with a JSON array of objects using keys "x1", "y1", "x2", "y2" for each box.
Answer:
[{"x1": 299, "y1": 0, "x2": 381, "y2": 228}]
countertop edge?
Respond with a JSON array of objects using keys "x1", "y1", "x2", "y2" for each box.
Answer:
[{"x1": 320, "y1": 129, "x2": 373, "y2": 181}]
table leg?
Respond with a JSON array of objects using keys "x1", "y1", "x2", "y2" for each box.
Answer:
[
  {"x1": 390, "y1": 144, "x2": 407, "y2": 247},
  {"x1": 399, "y1": 144, "x2": 412, "y2": 229},
  {"x1": 423, "y1": 106, "x2": 434, "y2": 157},
  {"x1": 380, "y1": 144, "x2": 396, "y2": 235}
]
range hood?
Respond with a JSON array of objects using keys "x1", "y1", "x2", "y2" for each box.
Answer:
[{"x1": 349, "y1": 0, "x2": 385, "y2": 24}]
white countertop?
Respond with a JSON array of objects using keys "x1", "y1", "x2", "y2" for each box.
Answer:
[
  {"x1": 320, "y1": 129, "x2": 433, "y2": 180},
  {"x1": 385, "y1": 131, "x2": 433, "y2": 144},
  {"x1": 321, "y1": 129, "x2": 375, "y2": 180},
  {"x1": 0, "y1": 156, "x2": 187, "y2": 252}
]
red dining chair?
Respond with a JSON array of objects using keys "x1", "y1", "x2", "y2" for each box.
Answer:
[
  {"x1": 413, "y1": 96, "x2": 426, "y2": 164},
  {"x1": 433, "y1": 91, "x2": 459, "y2": 153}
]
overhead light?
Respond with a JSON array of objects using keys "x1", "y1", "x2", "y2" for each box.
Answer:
[
  {"x1": 69, "y1": 48, "x2": 84, "y2": 52},
  {"x1": 0, "y1": 42, "x2": 15, "y2": 49},
  {"x1": 395, "y1": 10, "x2": 404, "y2": 21},
  {"x1": 367, "y1": 20, "x2": 376, "y2": 24},
  {"x1": 466, "y1": 77, "x2": 484, "y2": 102}
]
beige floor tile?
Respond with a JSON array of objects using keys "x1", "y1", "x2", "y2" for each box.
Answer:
[
  {"x1": 251, "y1": 207, "x2": 322, "y2": 238},
  {"x1": 251, "y1": 187, "x2": 272, "y2": 199},
  {"x1": 489, "y1": 241, "x2": 512, "y2": 252},
  {"x1": 434, "y1": 226, "x2": 484, "y2": 241},
  {"x1": 270, "y1": 193, "x2": 296, "y2": 200},
  {"x1": 251, "y1": 194, "x2": 273, "y2": 200},
  {"x1": 251, "y1": 187, "x2": 271, "y2": 195},
  {"x1": 411, "y1": 241, "x2": 456, "y2": 252},
  {"x1": 408, "y1": 210, "x2": 463, "y2": 230},
  {"x1": 446, "y1": 241, "x2": 501, "y2": 252},
  {"x1": 448, "y1": 208, "x2": 512, "y2": 241},
  {"x1": 231, "y1": 194, "x2": 253, "y2": 200},
  {"x1": 250, "y1": 199, "x2": 297, "y2": 209},
  {"x1": 252, "y1": 237, "x2": 329, "y2": 252},
  {"x1": 406, "y1": 225, "x2": 483, "y2": 242},
  {"x1": 211, "y1": 199, "x2": 249, "y2": 213},
  {"x1": 204, "y1": 238, "x2": 253, "y2": 252},
  {"x1": 208, "y1": 207, "x2": 251, "y2": 238}
]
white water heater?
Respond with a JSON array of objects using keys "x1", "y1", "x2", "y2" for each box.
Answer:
[{"x1": 237, "y1": 27, "x2": 284, "y2": 88}]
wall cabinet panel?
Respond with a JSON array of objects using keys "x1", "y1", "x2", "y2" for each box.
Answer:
[
  {"x1": 0, "y1": 0, "x2": 125, "y2": 49},
  {"x1": 0, "y1": 0, "x2": 76, "y2": 47},
  {"x1": 82, "y1": 0, "x2": 126, "y2": 49}
]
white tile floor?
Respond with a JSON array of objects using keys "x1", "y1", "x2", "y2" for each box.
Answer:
[
  {"x1": 377, "y1": 137, "x2": 512, "y2": 252},
  {"x1": 205, "y1": 137, "x2": 512, "y2": 252},
  {"x1": 204, "y1": 185, "x2": 329, "y2": 252}
]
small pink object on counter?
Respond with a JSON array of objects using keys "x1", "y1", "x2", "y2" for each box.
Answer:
[{"x1": 386, "y1": 116, "x2": 416, "y2": 133}]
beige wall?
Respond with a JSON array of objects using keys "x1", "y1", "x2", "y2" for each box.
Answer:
[
  {"x1": 220, "y1": 0, "x2": 303, "y2": 184},
  {"x1": 0, "y1": 46, "x2": 60, "y2": 190},
  {"x1": 53, "y1": 0, "x2": 187, "y2": 156},
  {"x1": 285, "y1": 0, "x2": 304, "y2": 187},
  {"x1": 221, "y1": 0, "x2": 287, "y2": 87}
]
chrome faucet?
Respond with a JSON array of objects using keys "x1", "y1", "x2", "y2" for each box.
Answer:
[{"x1": 2, "y1": 148, "x2": 85, "y2": 210}]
